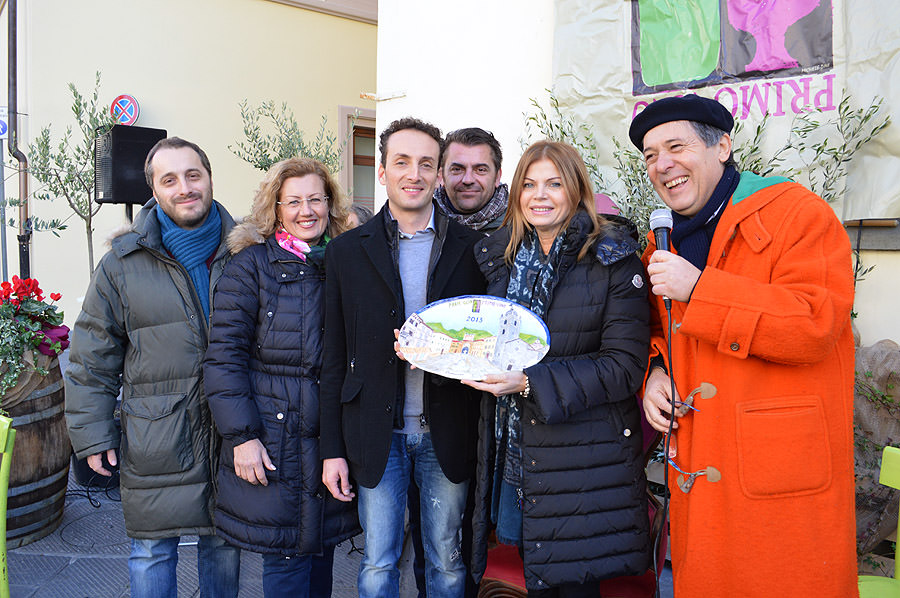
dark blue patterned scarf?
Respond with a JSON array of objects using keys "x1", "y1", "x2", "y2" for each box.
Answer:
[{"x1": 492, "y1": 228, "x2": 565, "y2": 544}]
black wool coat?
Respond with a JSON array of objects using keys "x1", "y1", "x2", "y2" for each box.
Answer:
[
  {"x1": 204, "y1": 228, "x2": 359, "y2": 556},
  {"x1": 319, "y1": 205, "x2": 486, "y2": 488},
  {"x1": 471, "y1": 212, "x2": 652, "y2": 590}
]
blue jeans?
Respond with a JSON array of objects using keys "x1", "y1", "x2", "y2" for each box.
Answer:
[
  {"x1": 262, "y1": 546, "x2": 335, "y2": 598},
  {"x1": 357, "y1": 432, "x2": 468, "y2": 598},
  {"x1": 129, "y1": 535, "x2": 240, "y2": 598}
]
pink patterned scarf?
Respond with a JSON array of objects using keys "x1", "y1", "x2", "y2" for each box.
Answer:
[{"x1": 275, "y1": 227, "x2": 312, "y2": 261}]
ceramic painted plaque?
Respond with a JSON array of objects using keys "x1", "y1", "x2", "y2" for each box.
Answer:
[{"x1": 397, "y1": 295, "x2": 550, "y2": 380}]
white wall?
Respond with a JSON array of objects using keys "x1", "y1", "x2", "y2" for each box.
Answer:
[
  {"x1": 373, "y1": 0, "x2": 556, "y2": 208},
  {"x1": 372, "y1": 0, "x2": 900, "y2": 347},
  {"x1": 1, "y1": 0, "x2": 376, "y2": 321},
  {"x1": 854, "y1": 251, "x2": 900, "y2": 346}
]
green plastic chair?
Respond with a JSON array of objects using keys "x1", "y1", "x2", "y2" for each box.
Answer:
[
  {"x1": 0, "y1": 415, "x2": 16, "y2": 598},
  {"x1": 859, "y1": 445, "x2": 900, "y2": 598}
]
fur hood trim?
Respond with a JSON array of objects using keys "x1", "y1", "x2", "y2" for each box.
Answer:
[
  {"x1": 227, "y1": 221, "x2": 266, "y2": 255},
  {"x1": 105, "y1": 223, "x2": 135, "y2": 247}
]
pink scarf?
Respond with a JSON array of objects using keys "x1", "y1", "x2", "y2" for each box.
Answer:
[{"x1": 275, "y1": 227, "x2": 311, "y2": 261}]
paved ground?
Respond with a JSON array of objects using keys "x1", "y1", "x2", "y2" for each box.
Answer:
[
  {"x1": 8, "y1": 467, "x2": 673, "y2": 597},
  {"x1": 7, "y1": 469, "x2": 418, "y2": 597},
  {"x1": 7, "y1": 353, "x2": 672, "y2": 597}
]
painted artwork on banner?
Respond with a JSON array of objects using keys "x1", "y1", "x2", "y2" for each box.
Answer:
[
  {"x1": 631, "y1": 0, "x2": 833, "y2": 96},
  {"x1": 396, "y1": 295, "x2": 550, "y2": 381}
]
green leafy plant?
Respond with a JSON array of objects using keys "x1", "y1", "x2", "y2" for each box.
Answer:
[
  {"x1": 23, "y1": 71, "x2": 116, "y2": 274},
  {"x1": 856, "y1": 369, "x2": 898, "y2": 413},
  {"x1": 521, "y1": 92, "x2": 608, "y2": 192},
  {"x1": 521, "y1": 91, "x2": 662, "y2": 246},
  {"x1": 1, "y1": 195, "x2": 67, "y2": 236},
  {"x1": 0, "y1": 275, "x2": 69, "y2": 396},
  {"x1": 785, "y1": 96, "x2": 890, "y2": 203},
  {"x1": 731, "y1": 114, "x2": 797, "y2": 180},
  {"x1": 523, "y1": 90, "x2": 891, "y2": 250},
  {"x1": 609, "y1": 138, "x2": 662, "y2": 244},
  {"x1": 230, "y1": 100, "x2": 344, "y2": 174},
  {"x1": 860, "y1": 549, "x2": 894, "y2": 577},
  {"x1": 732, "y1": 95, "x2": 891, "y2": 203}
]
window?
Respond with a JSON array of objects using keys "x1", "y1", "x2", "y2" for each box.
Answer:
[
  {"x1": 351, "y1": 125, "x2": 376, "y2": 211},
  {"x1": 339, "y1": 106, "x2": 376, "y2": 211}
]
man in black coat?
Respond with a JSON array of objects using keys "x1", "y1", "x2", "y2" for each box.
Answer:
[
  {"x1": 411, "y1": 126, "x2": 507, "y2": 598},
  {"x1": 320, "y1": 117, "x2": 485, "y2": 598}
]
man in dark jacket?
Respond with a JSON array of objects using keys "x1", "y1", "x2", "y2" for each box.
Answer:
[
  {"x1": 320, "y1": 117, "x2": 485, "y2": 598},
  {"x1": 408, "y1": 126, "x2": 507, "y2": 598},
  {"x1": 434, "y1": 127, "x2": 507, "y2": 233},
  {"x1": 65, "y1": 137, "x2": 240, "y2": 598}
]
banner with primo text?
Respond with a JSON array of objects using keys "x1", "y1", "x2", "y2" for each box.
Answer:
[{"x1": 553, "y1": 0, "x2": 899, "y2": 220}]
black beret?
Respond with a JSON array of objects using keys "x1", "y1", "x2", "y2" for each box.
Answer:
[{"x1": 629, "y1": 95, "x2": 734, "y2": 151}]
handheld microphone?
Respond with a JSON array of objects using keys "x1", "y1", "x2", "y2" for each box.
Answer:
[
  {"x1": 649, "y1": 207, "x2": 677, "y2": 598},
  {"x1": 649, "y1": 208, "x2": 673, "y2": 309}
]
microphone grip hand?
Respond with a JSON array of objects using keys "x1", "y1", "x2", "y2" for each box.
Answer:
[{"x1": 647, "y1": 250, "x2": 701, "y2": 304}]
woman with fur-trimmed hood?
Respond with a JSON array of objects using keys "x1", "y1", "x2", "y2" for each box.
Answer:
[{"x1": 203, "y1": 157, "x2": 358, "y2": 597}]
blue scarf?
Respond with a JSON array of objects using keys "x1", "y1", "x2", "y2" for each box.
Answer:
[
  {"x1": 671, "y1": 165, "x2": 739, "y2": 270},
  {"x1": 156, "y1": 203, "x2": 221, "y2": 320},
  {"x1": 492, "y1": 227, "x2": 566, "y2": 545}
]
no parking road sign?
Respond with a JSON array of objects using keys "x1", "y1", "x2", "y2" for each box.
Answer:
[{"x1": 111, "y1": 94, "x2": 139, "y2": 125}]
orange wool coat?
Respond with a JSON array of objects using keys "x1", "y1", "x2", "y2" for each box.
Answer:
[{"x1": 642, "y1": 173, "x2": 858, "y2": 598}]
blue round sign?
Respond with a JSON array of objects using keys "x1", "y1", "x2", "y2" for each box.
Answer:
[{"x1": 110, "y1": 94, "x2": 139, "y2": 125}]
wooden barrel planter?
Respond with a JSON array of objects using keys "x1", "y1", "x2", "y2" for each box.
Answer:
[{"x1": 2, "y1": 357, "x2": 72, "y2": 548}]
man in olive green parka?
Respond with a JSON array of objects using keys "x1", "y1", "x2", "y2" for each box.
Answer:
[{"x1": 65, "y1": 137, "x2": 240, "y2": 598}]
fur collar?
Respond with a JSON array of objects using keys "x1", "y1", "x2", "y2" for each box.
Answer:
[{"x1": 226, "y1": 221, "x2": 266, "y2": 255}]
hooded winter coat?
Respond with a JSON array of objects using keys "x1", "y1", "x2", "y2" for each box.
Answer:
[
  {"x1": 471, "y1": 212, "x2": 652, "y2": 591},
  {"x1": 203, "y1": 224, "x2": 359, "y2": 556},
  {"x1": 641, "y1": 173, "x2": 858, "y2": 598},
  {"x1": 65, "y1": 199, "x2": 234, "y2": 538}
]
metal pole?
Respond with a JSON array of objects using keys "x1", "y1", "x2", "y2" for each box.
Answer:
[
  {"x1": 0, "y1": 145, "x2": 7, "y2": 281},
  {"x1": 8, "y1": 0, "x2": 30, "y2": 279}
]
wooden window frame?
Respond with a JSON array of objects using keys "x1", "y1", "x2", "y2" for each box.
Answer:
[{"x1": 338, "y1": 105, "x2": 376, "y2": 204}]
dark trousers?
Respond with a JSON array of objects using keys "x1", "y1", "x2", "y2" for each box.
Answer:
[{"x1": 261, "y1": 546, "x2": 335, "y2": 598}]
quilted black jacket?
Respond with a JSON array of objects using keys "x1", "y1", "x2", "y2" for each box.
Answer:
[{"x1": 471, "y1": 212, "x2": 652, "y2": 590}]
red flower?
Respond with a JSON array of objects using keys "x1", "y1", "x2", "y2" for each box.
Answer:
[
  {"x1": 9, "y1": 275, "x2": 42, "y2": 300},
  {"x1": 1, "y1": 275, "x2": 68, "y2": 395}
]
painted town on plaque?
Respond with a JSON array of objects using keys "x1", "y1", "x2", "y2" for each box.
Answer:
[{"x1": 397, "y1": 295, "x2": 550, "y2": 380}]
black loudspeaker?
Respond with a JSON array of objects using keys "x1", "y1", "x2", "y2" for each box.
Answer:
[{"x1": 94, "y1": 124, "x2": 167, "y2": 205}]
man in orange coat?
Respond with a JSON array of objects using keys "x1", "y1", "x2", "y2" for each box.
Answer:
[{"x1": 633, "y1": 95, "x2": 858, "y2": 598}]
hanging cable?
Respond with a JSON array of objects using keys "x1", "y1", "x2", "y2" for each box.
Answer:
[{"x1": 651, "y1": 298, "x2": 676, "y2": 598}]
